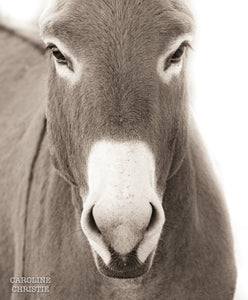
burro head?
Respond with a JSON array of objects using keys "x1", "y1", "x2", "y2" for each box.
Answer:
[{"x1": 40, "y1": 0, "x2": 194, "y2": 278}]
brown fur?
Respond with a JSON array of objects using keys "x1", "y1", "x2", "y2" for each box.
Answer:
[{"x1": 0, "y1": 0, "x2": 236, "y2": 299}]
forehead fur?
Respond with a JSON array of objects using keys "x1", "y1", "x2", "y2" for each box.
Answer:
[{"x1": 40, "y1": 0, "x2": 194, "y2": 47}]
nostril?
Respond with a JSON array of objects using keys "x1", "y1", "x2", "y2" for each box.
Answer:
[
  {"x1": 146, "y1": 203, "x2": 157, "y2": 231},
  {"x1": 87, "y1": 206, "x2": 101, "y2": 235}
]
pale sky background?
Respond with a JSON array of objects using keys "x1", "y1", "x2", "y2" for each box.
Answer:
[
  {"x1": 0, "y1": 0, "x2": 247, "y2": 299},
  {"x1": 191, "y1": 2, "x2": 248, "y2": 299}
]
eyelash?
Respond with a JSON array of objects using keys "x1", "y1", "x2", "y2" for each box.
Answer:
[
  {"x1": 46, "y1": 44, "x2": 73, "y2": 69},
  {"x1": 164, "y1": 41, "x2": 191, "y2": 71}
]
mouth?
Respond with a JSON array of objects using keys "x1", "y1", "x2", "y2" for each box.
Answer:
[{"x1": 94, "y1": 248, "x2": 153, "y2": 279}]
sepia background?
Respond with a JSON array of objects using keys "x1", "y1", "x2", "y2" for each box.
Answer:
[{"x1": 0, "y1": 0, "x2": 247, "y2": 298}]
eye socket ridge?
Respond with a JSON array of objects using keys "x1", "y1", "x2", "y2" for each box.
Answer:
[
  {"x1": 46, "y1": 43, "x2": 72, "y2": 69},
  {"x1": 164, "y1": 41, "x2": 191, "y2": 71}
]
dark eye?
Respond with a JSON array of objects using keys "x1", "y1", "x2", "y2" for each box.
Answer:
[
  {"x1": 164, "y1": 42, "x2": 189, "y2": 71},
  {"x1": 47, "y1": 45, "x2": 67, "y2": 64},
  {"x1": 171, "y1": 44, "x2": 186, "y2": 62}
]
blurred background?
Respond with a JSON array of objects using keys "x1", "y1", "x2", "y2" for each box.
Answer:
[{"x1": 0, "y1": 0, "x2": 247, "y2": 298}]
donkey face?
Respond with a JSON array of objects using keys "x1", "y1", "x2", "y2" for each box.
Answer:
[{"x1": 40, "y1": 0, "x2": 194, "y2": 278}]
